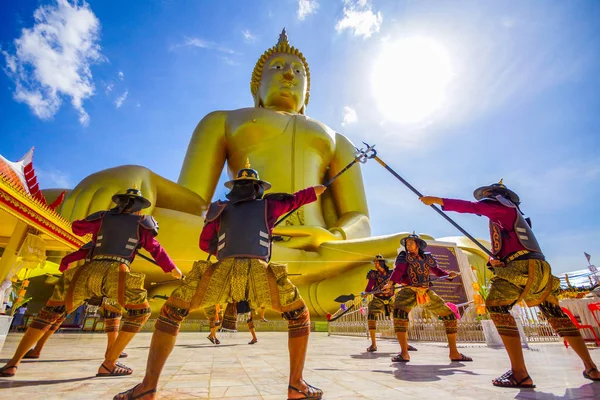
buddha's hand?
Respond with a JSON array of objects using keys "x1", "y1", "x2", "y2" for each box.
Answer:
[
  {"x1": 272, "y1": 225, "x2": 343, "y2": 251},
  {"x1": 59, "y1": 165, "x2": 207, "y2": 222}
]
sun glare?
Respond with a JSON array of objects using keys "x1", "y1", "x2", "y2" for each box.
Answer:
[{"x1": 371, "y1": 37, "x2": 453, "y2": 124}]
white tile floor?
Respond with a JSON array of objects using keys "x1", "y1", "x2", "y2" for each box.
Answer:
[{"x1": 1, "y1": 332, "x2": 599, "y2": 399}]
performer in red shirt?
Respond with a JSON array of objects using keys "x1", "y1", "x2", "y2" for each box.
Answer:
[
  {"x1": 23, "y1": 242, "x2": 141, "y2": 360},
  {"x1": 0, "y1": 187, "x2": 181, "y2": 378},
  {"x1": 421, "y1": 180, "x2": 600, "y2": 386},
  {"x1": 362, "y1": 255, "x2": 395, "y2": 352},
  {"x1": 383, "y1": 234, "x2": 470, "y2": 363},
  {"x1": 115, "y1": 161, "x2": 326, "y2": 400}
]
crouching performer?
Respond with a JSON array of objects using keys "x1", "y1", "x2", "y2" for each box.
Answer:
[
  {"x1": 421, "y1": 180, "x2": 600, "y2": 387},
  {"x1": 114, "y1": 161, "x2": 325, "y2": 400},
  {"x1": 0, "y1": 187, "x2": 181, "y2": 378},
  {"x1": 384, "y1": 233, "x2": 471, "y2": 363}
]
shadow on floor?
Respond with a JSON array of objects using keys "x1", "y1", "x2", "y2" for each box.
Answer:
[
  {"x1": 515, "y1": 383, "x2": 600, "y2": 400},
  {"x1": 373, "y1": 362, "x2": 479, "y2": 382},
  {"x1": 0, "y1": 376, "x2": 95, "y2": 389}
]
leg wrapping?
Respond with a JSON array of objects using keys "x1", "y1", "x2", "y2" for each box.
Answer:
[
  {"x1": 488, "y1": 305, "x2": 519, "y2": 337},
  {"x1": 367, "y1": 319, "x2": 377, "y2": 331},
  {"x1": 104, "y1": 317, "x2": 122, "y2": 333},
  {"x1": 393, "y1": 308, "x2": 409, "y2": 333},
  {"x1": 30, "y1": 305, "x2": 66, "y2": 332},
  {"x1": 247, "y1": 317, "x2": 255, "y2": 331},
  {"x1": 156, "y1": 303, "x2": 189, "y2": 336},
  {"x1": 49, "y1": 316, "x2": 66, "y2": 332},
  {"x1": 442, "y1": 314, "x2": 458, "y2": 335},
  {"x1": 121, "y1": 304, "x2": 151, "y2": 333},
  {"x1": 539, "y1": 302, "x2": 581, "y2": 338},
  {"x1": 283, "y1": 304, "x2": 310, "y2": 339}
]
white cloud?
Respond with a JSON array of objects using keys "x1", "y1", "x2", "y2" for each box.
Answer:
[
  {"x1": 242, "y1": 29, "x2": 255, "y2": 42},
  {"x1": 114, "y1": 90, "x2": 128, "y2": 108},
  {"x1": 335, "y1": 0, "x2": 382, "y2": 39},
  {"x1": 2, "y1": 0, "x2": 103, "y2": 126},
  {"x1": 298, "y1": 0, "x2": 319, "y2": 20},
  {"x1": 118, "y1": 71, "x2": 124, "y2": 80},
  {"x1": 104, "y1": 82, "x2": 114, "y2": 94},
  {"x1": 36, "y1": 167, "x2": 71, "y2": 188},
  {"x1": 175, "y1": 37, "x2": 238, "y2": 55},
  {"x1": 341, "y1": 106, "x2": 358, "y2": 126}
]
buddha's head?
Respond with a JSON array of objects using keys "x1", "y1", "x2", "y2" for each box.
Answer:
[{"x1": 251, "y1": 28, "x2": 310, "y2": 114}]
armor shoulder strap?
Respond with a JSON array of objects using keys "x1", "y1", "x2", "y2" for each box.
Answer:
[
  {"x1": 366, "y1": 270, "x2": 377, "y2": 280},
  {"x1": 205, "y1": 201, "x2": 228, "y2": 222},
  {"x1": 85, "y1": 210, "x2": 106, "y2": 221},
  {"x1": 423, "y1": 252, "x2": 437, "y2": 265},
  {"x1": 139, "y1": 215, "x2": 159, "y2": 236},
  {"x1": 263, "y1": 192, "x2": 295, "y2": 202},
  {"x1": 396, "y1": 251, "x2": 407, "y2": 264}
]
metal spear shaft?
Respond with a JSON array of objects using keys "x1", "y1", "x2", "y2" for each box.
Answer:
[{"x1": 364, "y1": 142, "x2": 494, "y2": 258}]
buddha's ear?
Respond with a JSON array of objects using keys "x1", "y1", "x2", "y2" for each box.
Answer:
[
  {"x1": 299, "y1": 104, "x2": 305, "y2": 115},
  {"x1": 253, "y1": 95, "x2": 261, "y2": 108}
]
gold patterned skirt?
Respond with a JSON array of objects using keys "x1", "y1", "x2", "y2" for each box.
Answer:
[
  {"x1": 486, "y1": 259, "x2": 560, "y2": 307},
  {"x1": 393, "y1": 287, "x2": 454, "y2": 318},
  {"x1": 47, "y1": 260, "x2": 148, "y2": 312},
  {"x1": 166, "y1": 258, "x2": 304, "y2": 314}
]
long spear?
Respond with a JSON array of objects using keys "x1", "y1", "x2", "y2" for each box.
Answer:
[
  {"x1": 363, "y1": 142, "x2": 493, "y2": 258},
  {"x1": 333, "y1": 273, "x2": 459, "y2": 303}
]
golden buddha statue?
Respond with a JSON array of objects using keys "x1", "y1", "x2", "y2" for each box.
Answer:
[{"x1": 54, "y1": 29, "x2": 488, "y2": 316}]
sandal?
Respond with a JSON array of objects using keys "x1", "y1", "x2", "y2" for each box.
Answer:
[
  {"x1": 391, "y1": 353, "x2": 409, "y2": 363},
  {"x1": 583, "y1": 367, "x2": 600, "y2": 381},
  {"x1": 366, "y1": 345, "x2": 377, "y2": 352},
  {"x1": 492, "y1": 370, "x2": 536, "y2": 388},
  {"x1": 248, "y1": 338, "x2": 258, "y2": 345},
  {"x1": 451, "y1": 353, "x2": 473, "y2": 362},
  {"x1": 119, "y1": 352, "x2": 128, "y2": 358},
  {"x1": 96, "y1": 362, "x2": 133, "y2": 377},
  {"x1": 24, "y1": 349, "x2": 40, "y2": 359},
  {"x1": 288, "y1": 380, "x2": 323, "y2": 399},
  {"x1": 113, "y1": 383, "x2": 157, "y2": 400},
  {"x1": 207, "y1": 335, "x2": 215, "y2": 344},
  {"x1": 0, "y1": 365, "x2": 17, "y2": 377},
  {"x1": 408, "y1": 345, "x2": 418, "y2": 351}
]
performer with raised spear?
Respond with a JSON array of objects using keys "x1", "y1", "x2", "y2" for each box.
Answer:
[
  {"x1": 383, "y1": 233, "x2": 471, "y2": 363},
  {"x1": 114, "y1": 159, "x2": 337, "y2": 400},
  {"x1": 421, "y1": 181, "x2": 600, "y2": 386}
]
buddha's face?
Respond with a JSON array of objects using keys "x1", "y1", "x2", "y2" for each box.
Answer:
[{"x1": 258, "y1": 53, "x2": 307, "y2": 112}]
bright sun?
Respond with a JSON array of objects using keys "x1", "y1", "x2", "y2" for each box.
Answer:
[{"x1": 371, "y1": 37, "x2": 453, "y2": 124}]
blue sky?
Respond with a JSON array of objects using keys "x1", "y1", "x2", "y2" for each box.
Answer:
[{"x1": 1, "y1": 0, "x2": 599, "y2": 275}]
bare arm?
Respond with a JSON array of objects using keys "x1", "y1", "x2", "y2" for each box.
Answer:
[{"x1": 178, "y1": 111, "x2": 228, "y2": 204}]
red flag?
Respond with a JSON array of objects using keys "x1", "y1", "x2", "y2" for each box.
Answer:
[{"x1": 584, "y1": 252, "x2": 592, "y2": 264}]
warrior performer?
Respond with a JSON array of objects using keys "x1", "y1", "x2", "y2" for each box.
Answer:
[
  {"x1": 421, "y1": 181, "x2": 600, "y2": 386},
  {"x1": 363, "y1": 255, "x2": 395, "y2": 352},
  {"x1": 114, "y1": 161, "x2": 325, "y2": 400},
  {"x1": 220, "y1": 301, "x2": 260, "y2": 345},
  {"x1": 204, "y1": 304, "x2": 224, "y2": 345},
  {"x1": 23, "y1": 242, "x2": 127, "y2": 360},
  {"x1": 0, "y1": 187, "x2": 181, "y2": 378},
  {"x1": 383, "y1": 233, "x2": 471, "y2": 363}
]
